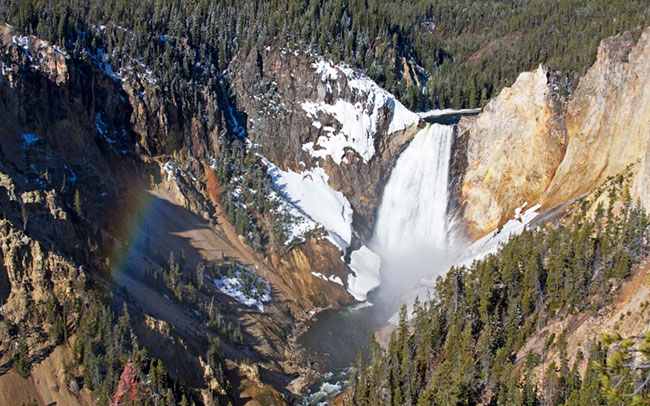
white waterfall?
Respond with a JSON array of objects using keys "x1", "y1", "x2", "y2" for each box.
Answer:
[
  {"x1": 373, "y1": 123, "x2": 454, "y2": 254},
  {"x1": 347, "y1": 123, "x2": 455, "y2": 301}
]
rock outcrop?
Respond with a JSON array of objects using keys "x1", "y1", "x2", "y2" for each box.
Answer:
[
  {"x1": 112, "y1": 362, "x2": 141, "y2": 405},
  {"x1": 457, "y1": 27, "x2": 650, "y2": 237},
  {"x1": 457, "y1": 65, "x2": 566, "y2": 237},
  {"x1": 543, "y1": 28, "x2": 650, "y2": 207}
]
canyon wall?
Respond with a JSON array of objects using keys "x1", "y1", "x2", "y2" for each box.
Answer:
[{"x1": 457, "y1": 27, "x2": 650, "y2": 237}]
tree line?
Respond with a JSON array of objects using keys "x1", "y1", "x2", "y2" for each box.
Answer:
[{"x1": 2, "y1": 0, "x2": 648, "y2": 111}]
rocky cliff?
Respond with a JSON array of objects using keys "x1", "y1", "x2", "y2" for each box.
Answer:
[
  {"x1": 543, "y1": 28, "x2": 650, "y2": 208},
  {"x1": 0, "y1": 169, "x2": 87, "y2": 379},
  {"x1": 457, "y1": 27, "x2": 650, "y2": 237}
]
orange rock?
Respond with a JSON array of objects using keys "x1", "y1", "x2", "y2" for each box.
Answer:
[{"x1": 111, "y1": 362, "x2": 140, "y2": 406}]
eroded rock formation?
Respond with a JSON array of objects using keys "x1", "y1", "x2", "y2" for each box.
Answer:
[{"x1": 457, "y1": 28, "x2": 650, "y2": 238}]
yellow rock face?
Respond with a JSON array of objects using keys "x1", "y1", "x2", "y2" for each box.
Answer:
[
  {"x1": 458, "y1": 65, "x2": 566, "y2": 237},
  {"x1": 544, "y1": 28, "x2": 650, "y2": 208},
  {"x1": 459, "y1": 28, "x2": 650, "y2": 238}
]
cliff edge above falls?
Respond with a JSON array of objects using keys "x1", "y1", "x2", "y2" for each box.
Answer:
[{"x1": 457, "y1": 27, "x2": 650, "y2": 238}]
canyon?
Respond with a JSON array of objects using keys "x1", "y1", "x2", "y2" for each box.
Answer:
[{"x1": 0, "y1": 16, "x2": 649, "y2": 405}]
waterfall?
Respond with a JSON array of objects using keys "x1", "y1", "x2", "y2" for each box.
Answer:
[{"x1": 373, "y1": 123, "x2": 454, "y2": 255}]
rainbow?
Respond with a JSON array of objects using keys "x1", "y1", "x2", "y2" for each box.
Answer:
[{"x1": 107, "y1": 187, "x2": 159, "y2": 282}]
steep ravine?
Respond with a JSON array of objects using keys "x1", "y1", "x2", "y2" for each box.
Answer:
[
  {"x1": 0, "y1": 21, "x2": 428, "y2": 404},
  {"x1": 0, "y1": 23, "x2": 356, "y2": 404}
]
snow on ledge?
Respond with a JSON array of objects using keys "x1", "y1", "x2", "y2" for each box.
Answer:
[
  {"x1": 302, "y1": 59, "x2": 420, "y2": 165},
  {"x1": 311, "y1": 272, "x2": 344, "y2": 286},
  {"x1": 162, "y1": 161, "x2": 178, "y2": 181},
  {"x1": 347, "y1": 245, "x2": 381, "y2": 301},
  {"x1": 313, "y1": 59, "x2": 339, "y2": 82}
]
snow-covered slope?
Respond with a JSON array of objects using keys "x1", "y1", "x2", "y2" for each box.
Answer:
[
  {"x1": 459, "y1": 203, "x2": 542, "y2": 267},
  {"x1": 301, "y1": 60, "x2": 419, "y2": 165},
  {"x1": 213, "y1": 264, "x2": 271, "y2": 312},
  {"x1": 262, "y1": 157, "x2": 353, "y2": 251}
]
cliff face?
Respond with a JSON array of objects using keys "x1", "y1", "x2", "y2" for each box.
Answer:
[
  {"x1": 457, "y1": 28, "x2": 650, "y2": 237},
  {"x1": 457, "y1": 65, "x2": 566, "y2": 237},
  {"x1": 0, "y1": 171, "x2": 87, "y2": 376},
  {"x1": 543, "y1": 28, "x2": 650, "y2": 207}
]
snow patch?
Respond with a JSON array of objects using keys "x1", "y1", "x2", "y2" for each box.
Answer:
[
  {"x1": 95, "y1": 113, "x2": 108, "y2": 135},
  {"x1": 21, "y1": 133, "x2": 39, "y2": 148},
  {"x1": 95, "y1": 48, "x2": 119, "y2": 81},
  {"x1": 301, "y1": 100, "x2": 378, "y2": 164},
  {"x1": 343, "y1": 70, "x2": 419, "y2": 134},
  {"x1": 460, "y1": 203, "x2": 542, "y2": 267},
  {"x1": 311, "y1": 272, "x2": 344, "y2": 286},
  {"x1": 228, "y1": 105, "x2": 245, "y2": 138},
  {"x1": 312, "y1": 60, "x2": 339, "y2": 82},
  {"x1": 263, "y1": 157, "x2": 353, "y2": 251},
  {"x1": 162, "y1": 161, "x2": 178, "y2": 181},
  {"x1": 347, "y1": 245, "x2": 381, "y2": 301},
  {"x1": 271, "y1": 188, "x2": 319, "y2": 245},
  {"x1": 12, "y1": 35, "x2": 30, "y2": 55},
  {"x1": 65, "y1": 165, "x2": 77, "y2": 183},
  {"x1": 213, "y1": 265, "x2": 270, "y2": 311},
  {"x1": 302, "y1": 59, "x2": 419, "y2": 164}
]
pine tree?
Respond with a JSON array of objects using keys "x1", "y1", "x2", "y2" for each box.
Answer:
[
  {"x1": 14, "y1": 340, "x2": 30, "y2": 378},
  {"x1": 74, "y1": 189, "x2": 83, "y2": 218},
  {"x1": 54, "y1": 314, "x2": 65, "y2": 344},
  {"x1": 196, "y1": 262, "x2": 205, "y2": 289},
  {"x1": 165, "y1": 388, "x2": 175, "y2": 406}
]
